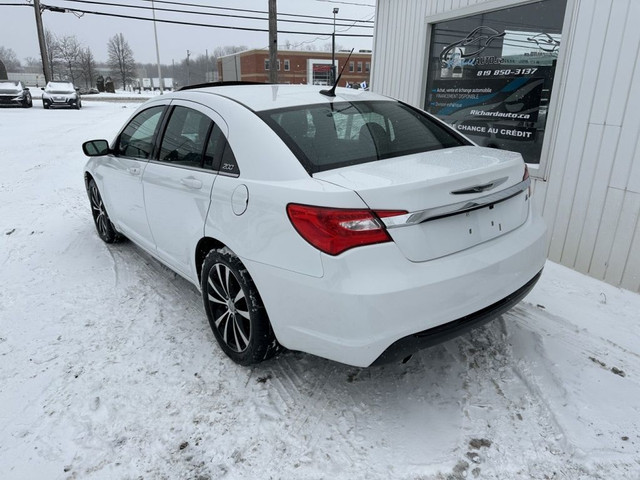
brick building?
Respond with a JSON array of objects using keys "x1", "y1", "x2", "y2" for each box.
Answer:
[{"x1": 217, "y1": 49, "x2": 371, "y2": 87}]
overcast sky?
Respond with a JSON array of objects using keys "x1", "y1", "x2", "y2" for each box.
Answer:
[{"x1": 0, "y1": 0, "x2": 376, "y2": 65}]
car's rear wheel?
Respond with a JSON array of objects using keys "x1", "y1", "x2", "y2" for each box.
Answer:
[
  {"x1": 201, "y1": 248, "x2": 280, "y2": 365},
  {"x1": 87, "y1": 178, "x2": 122, "y2": 243}
]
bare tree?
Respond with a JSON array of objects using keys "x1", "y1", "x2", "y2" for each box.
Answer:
[
  {"x1": 79, "y1": 47, "x2": 96, "y2": 88},
  {"x1": 58, "y1": 35, "x2": 82, "y2": 84},
  {"x1": 0, "y1": 46, "x2": 21, "y2": 71},
  {"x1": 44, "y1": 29, "x2": 61, "y2": 80},
  {"x1": 107, "y1": 33, "x2": 136, "y2": 90},
  {"x1": 212, "y1": 45, "x2": 247, "y2": 59},
  {"x1": 25, "y1": 57, "x2": 43, "y2": 69},
  {"x1": 323, "y1": 42, "x2": 343, "y2": 52}
]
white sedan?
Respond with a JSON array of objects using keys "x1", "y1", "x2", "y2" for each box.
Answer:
[{"x1": 82, "y1": 84, "x2": 546, "y2": 367}]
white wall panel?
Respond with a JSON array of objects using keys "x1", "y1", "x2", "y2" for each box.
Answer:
[
  {"x1": 544, "y1": 0, "x2": 605, "y2": 261},
  {"x1": 622, "y1": 218, "x2": 640, "y2": 291},
  {"x1": 559, "y1": 123, "x2": 606, "y2": 267},
  {"x1": 574, "y1": 125, "x2": 623, "y2": 273},
  {"x1": 372, "y1": 0, "x2": 640, "y2": 292},
  {"x1": 609, "y1": 50, "x2": 640, "y2": 192},
  {"x1": 604, "y1": 191, "x2": 640, "y2": 285},
  {"x1": 589, "y1": 0, "x2": 629, "y2": 126},
  {"x1": 605, "y1": 0, "x2": 640, "y2": 127}
]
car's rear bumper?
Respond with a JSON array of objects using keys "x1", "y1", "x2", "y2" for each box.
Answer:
[
  {"x1": 371, "y1": 268, "x2": 542, "y2": 365},
  {"x1": 245, "y1": 210, "x2": 547, "y2": 367}
]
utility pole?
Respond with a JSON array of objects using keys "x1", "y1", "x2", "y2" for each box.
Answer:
[
  {"x1": 151, "y1": 0, "x2": 163, "y2": 94},
  {"x1": 268, "y1": 0, "x2": 277, "y2": 83},
  {"x1": 186, "y1": 50, "x2": 191, "y2": 85},
  {"x1": 332, "y1": 8, "x2": 339, "y2": 85},
  {"x1": 33, "y1": 0, "x2": 51, "y2": 83}
]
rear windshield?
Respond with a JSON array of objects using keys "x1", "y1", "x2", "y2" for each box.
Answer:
[{"x1": 259, "y1": 100, "x2": 469, "y2": 174}]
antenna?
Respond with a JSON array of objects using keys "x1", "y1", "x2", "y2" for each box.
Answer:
[{"x1": 320, "y1": 48, "x2": 354, "y2": 98}]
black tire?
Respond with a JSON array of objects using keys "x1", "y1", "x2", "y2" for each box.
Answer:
[
  {"x1": 201, "y1": 248, "x2": 280, "y2": 365},
  {"x1": 76, "y1": 100, "x2": 82, "y2": 110},
  {"x1": 43, "y1": 104, "x2": 49, "y2": 109},
  {"x1": 87, "y1": 178, "x2": 122, "y2": 243}
]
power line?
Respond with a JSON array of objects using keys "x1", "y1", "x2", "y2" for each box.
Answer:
[
  {"x1": 135, "y1": 0, "x2": 374, "y2": 24},
  {"x1": 53, "y1": 0, "x2": 373, "y2": 29},
  {"x1": 36, "y1": 3, "x2": 374, "y2": 37},
  {"x1": 314, "y1": 0, "x2": 375, "y2": 7},
  {"x1": 1, "y1": 0, "x2": 375, "y2": 24}
]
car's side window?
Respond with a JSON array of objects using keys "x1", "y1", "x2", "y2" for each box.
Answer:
[
  {"x1": 203, "y1": 124, "x2": 240, "y2": 176},
  {"x1": 117, "y1": 106, "x2": 165, "y2": 159},
  {"x1": 203, "y1": 124, "x2": 225, "y2": 171},
  {"x1": 158, "y1": 106, "x2": 213, "y2": 168},
  {"x1": 219, "y1": 141, "x2": 240, "y2": 176}
]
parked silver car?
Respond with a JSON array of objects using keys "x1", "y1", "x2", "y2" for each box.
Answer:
[{"x1": 0, "y1": 81, "x2": 32, "y2": 108}]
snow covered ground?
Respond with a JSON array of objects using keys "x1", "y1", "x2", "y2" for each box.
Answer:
[{"x1": 1, "y1": 100, "x2": 639, "y2": 480}]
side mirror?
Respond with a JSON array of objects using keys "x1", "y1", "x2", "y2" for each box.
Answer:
[
  {"x1": 24, "y1": 87, "x2": 30, "y2": 91},
  {"x1": 41, "y1": 87, "x2": 45, "y2": 91},
  {"x1": 82, "y1": 139, "x2": 110, "y2": 156}
]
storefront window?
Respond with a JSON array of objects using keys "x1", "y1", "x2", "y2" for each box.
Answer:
[{"x1": 424, "y1": 0, "x2": 567, "y2": 164}]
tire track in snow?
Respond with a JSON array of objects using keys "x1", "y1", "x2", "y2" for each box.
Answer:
[
  {"x1": 258, "y1": 354, "x2": 342, "y2": 473},
  {"x1": 448, "y1": 316, "x2": 573, "y2": 479}
]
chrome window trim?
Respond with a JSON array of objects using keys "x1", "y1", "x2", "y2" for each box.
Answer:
[
  {"x1": 147, "y1": 159, "x2": 239, "y2": 178},
  {"x1": 382, "y1": 177, "x2": 530, "y2": 229},
  {"x1": 148, "y1": 159, "x2": 216, "y2": 174}
]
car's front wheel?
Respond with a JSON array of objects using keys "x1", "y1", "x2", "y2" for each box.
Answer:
[
  {"x1": 87, "y1": 178, "x2": 122, "y2": 243},
  {"x1": 201, "y1": 248, "x2": 280, "y2": 365}
]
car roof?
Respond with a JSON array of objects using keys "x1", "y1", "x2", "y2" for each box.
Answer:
[{"x1": 173, "y1": 84, "x2": 393, "y2": 112}]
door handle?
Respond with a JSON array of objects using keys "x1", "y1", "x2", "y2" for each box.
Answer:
[
  {"x1": 180, "y1": 177, "x2": 202, "y2": 190},
  {"x1": 127, "y1": 167, "x2": 141, "y2": 176}
]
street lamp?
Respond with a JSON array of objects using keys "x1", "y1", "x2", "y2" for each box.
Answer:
[{"x1": 332, "y1": 7, "x2": 339, "y2": 84}]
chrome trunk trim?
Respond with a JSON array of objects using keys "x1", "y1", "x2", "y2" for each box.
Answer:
[
  {"x1": 450, "y1": 176, "x2": 508, "y2": 194},
  {"x1": 382, "y1": 177, "x2": 530, "y2": 229}
]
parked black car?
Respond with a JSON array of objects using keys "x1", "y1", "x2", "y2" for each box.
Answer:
[
  {"x1": 42, "y1": 82, "x2": 82, "y2": 109},
  {"x1": 0, "y1": 81, "x2": 32, "y2": 108}
]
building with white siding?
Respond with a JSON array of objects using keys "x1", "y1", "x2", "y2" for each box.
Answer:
[{"x1": 371, "y1": 0, "x2": 640, "y2": 292}]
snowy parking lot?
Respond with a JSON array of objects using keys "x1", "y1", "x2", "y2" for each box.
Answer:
[{"x1": 1, "y1": 100, "x2": 639, "y2": 479}]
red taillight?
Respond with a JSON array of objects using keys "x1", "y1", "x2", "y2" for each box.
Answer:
[{"x1": 286, "y1": 204, "x2": 406, "y2": 256}]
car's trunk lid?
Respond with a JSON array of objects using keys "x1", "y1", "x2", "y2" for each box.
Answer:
[{"x1": 313, "y1": 146, "x2": 530, "y2": 262}]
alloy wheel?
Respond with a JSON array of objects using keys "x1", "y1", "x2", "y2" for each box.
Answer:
[
  {"x1": 90, "y1": 183, "x2": 110, "y2": 238},
  {"x1": 206, "y1": 263, "x2": 251, "y2": 353}
]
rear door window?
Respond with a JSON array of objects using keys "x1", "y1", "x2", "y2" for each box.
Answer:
[{"x1": 259, "y1": 100, "x2": 469, "y2": 174}]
